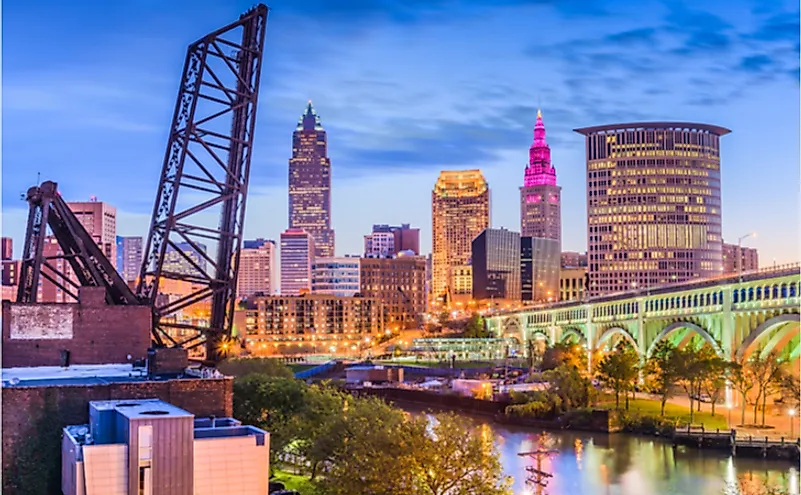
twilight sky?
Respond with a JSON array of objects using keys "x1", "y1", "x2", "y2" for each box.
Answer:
[{"x1": 2, "y1": 0, "x2": 799, "y2": 263}]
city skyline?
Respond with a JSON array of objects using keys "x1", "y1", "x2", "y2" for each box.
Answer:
[{"x1": 2, "y1": 0, "x2": 799, "y2": 264}]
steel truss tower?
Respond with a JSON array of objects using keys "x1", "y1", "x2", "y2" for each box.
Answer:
[{"x1": 136, "y1": 5, "x2": 268, "y2": 362}]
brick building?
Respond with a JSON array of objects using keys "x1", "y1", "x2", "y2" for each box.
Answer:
[{"x1": 359, "y1": 255, "x2": 427, "y2": 330}]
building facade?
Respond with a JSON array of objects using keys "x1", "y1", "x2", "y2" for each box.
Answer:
[
  {"x1": 62, "y1": 399, "x2": 269, "y2": 495},
  {"x1": 431, "y1": 170, "x2": 490, "y2": 307},
  {"x1": 1, "y1": 237, "x2": 18, "y2": 289},
  {"x1": 116, "y1": 236, "x2": 143, "y2": 283},
  {"x1": 364, "y1": 224, "x2": 420, "y2": 257},
  {"x1": 521, "y1": 237, "x2": 560, "y2": 303},
  {"x1": 312, "y1": 256, "x2": 361, "y2": 297},
  {"x1": 280, "y1": 228, "x2": 315, "y2": 296},
  {"x1": 359, "y1": 255, "x2": 427, "y2": 329},
  {"x1": 235, "y1": 294, "x2": 383, "y2": 356},
  {"x1": 520, "y1": 110, "x2": 561, "y2": 243},
  {"x1": 723, "y1": 242, "x2": 759, "y2": 274},
  {"x1": 163, "y1": 242, "x2": 208, "y2": 277},
  {"x1": 471, "y1": 228, "x2": 521, "y2": 301},
  {"x1": 68, "y1": 199, "x2": 117, "y2": 268},
  {"x1": 1, "y1": 237, "x2": 12, "y2": 260},
  {"x1": 288, "y1": 101, "x2": 335, "y2": 258},
  {"x1": 560, "y1": 267, "x2": 588, "y2": 302},
  {"x1": 561, "y1": 251, "x2": 588, "y2": 268},
  {"x1": 575, "y1": 122, "x2": 730, "y2": 296},
  {"x1": 237, "y1": 239, "x2": 277, "y2": 298}
]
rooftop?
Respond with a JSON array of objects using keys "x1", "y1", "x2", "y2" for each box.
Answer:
[
  {"x1": 91, "y1": 399, "x2": 193, "y2": 420},
  {"x1": 573, "y1": 121, "x2": 732, "y2": 136},
  {"x1": 2, "y1": 363, "x2": 148, "y2": 388}
]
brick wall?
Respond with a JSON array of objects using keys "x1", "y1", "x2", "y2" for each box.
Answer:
[
  {"x1": 1, "y1": 287, "x2": 152, "y2": 368},
  {"x1": 1, "y1": 378, "x2": 233, "y2": 494}
]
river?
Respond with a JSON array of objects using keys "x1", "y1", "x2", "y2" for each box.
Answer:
[{"x1": 407, "y1": 407, "x2": 799, "y2": 495}]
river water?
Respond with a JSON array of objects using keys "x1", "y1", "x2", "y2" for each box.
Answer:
[{"x1": 408, "y1": 408, "x2": 799, "y2": 495}]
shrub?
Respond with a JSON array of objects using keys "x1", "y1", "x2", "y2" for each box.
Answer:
[
  {"x1": 610, "y1": 410, "x2": 676, "y2": 436},
  {"x1": 560, "y1": 408, "x2": 596, "y2": 429},
  {"x1": 506, "y1": 400, "x2": 554, "y2": 420}
]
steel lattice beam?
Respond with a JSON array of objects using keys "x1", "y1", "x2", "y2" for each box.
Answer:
[
  {"x1": 136, "y1": 5, "x2": 268, "y2": 363},
  {"x1": 17, "y1": 181, "x2": 140, "y2": 306}
]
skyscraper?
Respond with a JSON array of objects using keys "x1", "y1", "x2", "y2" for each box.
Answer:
[
  {"x1": 431, "y1": 170, "x2": 490, "y2": 306},
  {"x1": 312, "y1": 257, "x2": 361, "y2": 297},
  {"x1": 520, "y1": 237, "x2": 560, "y2": 302},
  {"x1": 288, "y1": 101, "x2": 335, "y2": 258},
  {"x1": 237, "y1": 239, "x2": 277, "y2": 297},
  {"x1": 520, "y1": 110, "x2": 561, "y2": 242},
  {"x1": 116, "y1": 236, "x2": 143, "y2": 283},
  {"x1": 67, "y1": 198, "x2": 117, "y2": 268},
  {"x1": 472, "y1": 228, "x2": 521, "y2": 301},
  {"x1": 163, "y1": 242, "x2": 208, "y2": 276},
  {"x1": 575, "y1": 122, "x2": 730, "y2": 296},
  {"x1": 280, "y1": 228, "x2": 315, "y2": 296}
]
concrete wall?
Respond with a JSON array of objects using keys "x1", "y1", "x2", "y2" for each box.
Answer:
[
  {"x1": 194, "y1": 436, "x2": 270, "y2": 495},
  {"x1": 1, "y1": 378, "x2": 232, "y2": 495},
  {"x1": 1, "y1": 287, "x2": 151, "y2": 368}
]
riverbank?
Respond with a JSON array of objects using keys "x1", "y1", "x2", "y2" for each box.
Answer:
[{"x1": 349, "y1": 386, "x2": 800, "y2": 462}]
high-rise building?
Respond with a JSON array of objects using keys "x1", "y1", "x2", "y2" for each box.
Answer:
[
  {"x1": 237, "y1": 239, "x2": 277, "y2": 298},
  {"x1": 561, "y1": 251, "x2": 588, "y2": 268},
  {"x1": 575, "y1": 122, "x2": 730, "y2": 296},
  {"x1": 312, "y1": 257, "x2": 361, "y2": 297},
  {"x1": 116, "y1": 236, "x2": 143, "y2": 283},
  {"x1": 520, "y1": 110, "x2": 561, "y2": 243},
  {"x1": 521, "y1": 237, "x2": 560, "y2": 303},
  {"x1": 560, "y1": 267, "x2": 588, "y2": 302},
  {"x1": 472, "y1": 228, "x2": 521, "y2": 301},
  {"x1": 1, "y1": 237, "x2": 18, "y2": 289},
  {"x1": 288, "y1": 101, "x2": 335, "y2": 258},
  {"x1": 364, "y1": 224, "x2": 420, "y2": 257},
  {"x1": 39, "y1": 237, "x2": 74, "y2": 303},
  {"x1": 722, "y1": 242, "x2": 759, "y2": 274},
  {"x1": 163, "y1": 242, "x2": 208, "y2": 276},
  {"x1": 1, "y1": 237, "x2": 12, "y2": 260},
  {"x1": 280, "y1": 228, "x2": 315, "y2": 296},
  {"x1": 360, "y1": 255, "x2": 427, "y2": 329},
  {"x1": 431, "y1": 170, "x2": 490, "y2": 306},
  {"x1": 67, "y1": 198, "x2": 117, "y2": 268}
]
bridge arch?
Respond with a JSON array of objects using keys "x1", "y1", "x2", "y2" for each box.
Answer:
[
  {"x1": 646, "y1": 321, "x2": 723, "y2": 358},
  {"x1": 596, "y1": 326, "x2": 638, "y2": 352},
  {"x1": 736, "y1": 313, "x2": 801, "y2": 360},
  {"x1": 560, "y1": 328, "x2": 587, "y2": 346},
  {"x1": 528, "y1": 328, "x2": 552, "y2": 345},
  {"x1": 501, "y1": 316, "x2": 523, "y2": 340}
]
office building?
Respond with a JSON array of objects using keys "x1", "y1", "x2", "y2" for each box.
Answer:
[
  {"x1": 520, "y1": 110, "x2": 562, "y2": 243},
  {"x1": 431, "y1": 170, "x2": 490, "y2": 306},
  {"x1": 723, "y1": 242, "x2": 759, "y2": 274},
  {"x1": 116, "y1": 236, "x2": 143, "y2": 283},
  {"x1": 288, "y1": 101, "x2": 335, "y2": 258},
  {"x1": 1, "y1": 237, "x2": 12, "y2": 260},
  {"x1": 561, "y1": 251, "x2": 588, "y2": 268},
  {"x1": 312, "y1": 256, "x2": 361, "y2": 296},
  {"x1": 280, "y1": 228, "x2": 315, "y2": 296},
  {"x1": 164, "y1": 242, "x2": 208, "y2": 277},
  {"x1": 62, "y1": 399, "x2": 270, "y2": 495},
  {"x1": 364, "y1": 224, "x2": 420, "y2": 257},
  {"x1": 472, "y1": 228, "x2": 521, "y2": 301},
  {"x1": 234, "y1": 294, "x2": 383, "y2": 356},
  {"x1": 521, "y1": 237, "x2": 560, "y2": 303},
  {"x1": 68, "y1": 198, "x2": 117, "y2": 268},
  {"x1": 560, "y1": 267, "x2": 588, "y2": 302},
  {"x1": 237, "y1": 239, "x2": 277, "y2": 298},
  {"x1": 575, "y1": 122, "x2": 730, "y2": 296},
  {"x1": 360, "y1": 255, "x2": 427, "y2": 329},
  {"x1": 1, "y1": 237, "x2": 18, "y2": 289}
]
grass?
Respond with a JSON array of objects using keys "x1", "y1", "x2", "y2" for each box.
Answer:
[
  {"x1": 597, "y1": 397, "x2": 729, "y2": 430},
  {"x1": 271, "y1": 469, "x2": 320, "y2": 494}
]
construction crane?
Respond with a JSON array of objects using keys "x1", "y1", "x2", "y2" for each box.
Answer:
[{"x1": 16, "y1": 4, "x2": 269, "y2": 365}]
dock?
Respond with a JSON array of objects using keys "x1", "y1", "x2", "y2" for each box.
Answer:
[{"x1": 672, "y1": 425, "x2": 800, "y2": 461}]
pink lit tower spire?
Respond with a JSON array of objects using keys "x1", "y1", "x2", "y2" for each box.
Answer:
[{"x1": 520, "y1": 108, "x2": 562, "y2": 241}]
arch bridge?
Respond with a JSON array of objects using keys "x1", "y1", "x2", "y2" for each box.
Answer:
[{"x1": 487, "y1": 265, "x2": 801, "y2": 367}]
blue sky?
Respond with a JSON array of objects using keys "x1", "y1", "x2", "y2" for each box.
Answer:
[{"x1": 2, "y1": 0, "x2": 799, "y2": 263}]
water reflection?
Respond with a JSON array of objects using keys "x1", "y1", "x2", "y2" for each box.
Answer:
[{"x1": 411, "y1": 409, "x2": 799, "y2": 495}]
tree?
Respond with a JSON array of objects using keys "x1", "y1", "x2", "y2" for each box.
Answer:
[
  {"x1": 675, "y1": 345, "x2": 707, "y2": 424},
  {"x1": 218, "y1": 357, "x2": 295, "y2": 378},
  {"x1": 543, "y1": 364, "x2": 595, "y2": 411},
  {"x1": 644, "y1": 340, "x2": 681, "y2": 417},
  {"x1": 748, "y1": 352, "x2": 784, "y2": 426},
  {"x1": 730, "y1": 358, "x2": 756, "y2": 426},
  {"x1": 596, "y1": 342, "x2": 640, "y2": 409},
  {"x1": 462, "y1": 313, "x2": 489, "y2": 338},
  {"x1": 541, "y1": 342, "x2": 587, "y2": 372},
  {"x1": 700, "y1": 351, "x2": 729, "y2": 417},
  {"x1": 779, "y1": 372, "x2": 801, "y2": 410}
]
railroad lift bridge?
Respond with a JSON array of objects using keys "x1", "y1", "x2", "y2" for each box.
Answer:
[{"x1": 16, "y1": 5, "x2": 269, "y2": 365}]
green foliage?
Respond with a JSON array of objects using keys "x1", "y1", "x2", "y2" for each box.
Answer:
[
  {"x1": 596, "y1": 341, "x2": 640, "y2": 410},
  {"x1": 543, "y1": 364, "x2": 596, "y2": 411},
  {"x1": 559, "y1": 408, "x2": 596, "y2": 429},
  {"x1": 609, "y1": 410, "x2": 676, "y2": 436},
  {"x1": 506, "y1": 400, "x2": 555, "y2": 420},
  {"x1": 218, "y1": 357, "x2": 295, "y2": 378},
  {"x1": 540, "y1": 342, "x2": 587, "y2": 371},
  {"x1": 462, "y1": 312, "x2": 489, "y2": 338},
  {"x1": 644, "y1": 340, "x2": 682, "y2": 417}
]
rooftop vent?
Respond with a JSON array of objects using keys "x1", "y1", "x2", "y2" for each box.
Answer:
[
  {"x1": 141, "y1": 410, "x2": 169, "y2": 416},
  {"x1": 115, "y1": 403, "x2": 139, "y2": 408}
]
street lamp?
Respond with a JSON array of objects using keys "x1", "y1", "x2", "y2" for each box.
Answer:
[
  {"x1": 790, "y1": 409, "x2": 796, "y2": 438},
  {"x1": 736, "y1": 232, "x2": 756, "y2": 280}
]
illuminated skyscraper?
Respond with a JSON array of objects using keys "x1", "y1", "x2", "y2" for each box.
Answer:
[
  {"x1": 431, "y1": 170, "x2": 489, "y2": 306},
  {"x1": 280, "y1": 228, "x2": 315, "y2": 296},
  {"x1": 520, "y1": 110, "x2": 561, "y2": 242},
  {"x1": 575, "y1": 122, "x2": 730, "y2": 296},
  {"x1": 288, "y1": 101, "x2": 335, "y2": 258},
  {"x1": 472, "y1": 228, "x2": 521, "y2": 301}
]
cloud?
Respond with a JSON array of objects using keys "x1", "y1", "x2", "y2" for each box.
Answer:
[
  {"x1": 604, "y1": 28, "x2": 658, "y2": 45},
  {"x1": 746, "y1": 12, "x2": 800, "y2": 43},
  {"x1": 738, "y1": 54, "x2": 775, "y2": 72}
]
